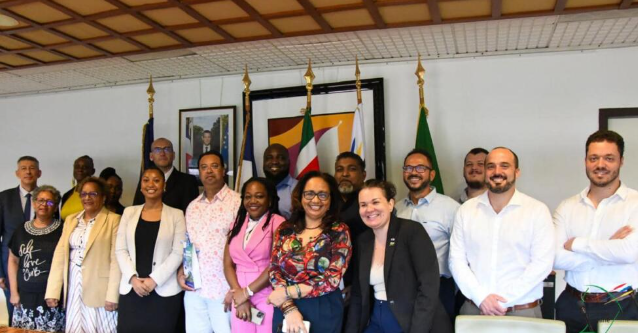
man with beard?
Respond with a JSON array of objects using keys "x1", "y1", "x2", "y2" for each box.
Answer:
[
  {"x1": 333, "y1": 152, "x2": 367, "y2": 305},
  {"x1": 133, "y1": 138, "x2": 199, "y2": 213},
  {"x1": 459, "y1": 148, "x2": 488, "y2": 203},
  {"x1": 554, "y1": 130, "x2": 638, "y2": 333},
  {"x1": 262, "y1": 144, "x2": 297, "y2": 219},
  {"x1": 449, "y1": 147, "x2": 554, "y2": 318},
  {"x1": 395, "y1": 148, "x2": 460, "y2": 320}
]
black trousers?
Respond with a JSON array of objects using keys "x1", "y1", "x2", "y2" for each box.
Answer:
[
  {"x1": 556, "y1": 288, "x2": 638, "y2": 333},
  {"x1": 439, "y1": 276, "x2": 456, "y2": 322}
]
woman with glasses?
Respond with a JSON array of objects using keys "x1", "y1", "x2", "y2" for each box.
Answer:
[
  {"x1": 46, "y1": 177, "x2": 121, "y2": 333},
  {"x1": 223, "y1": 177, "x2": 285, "y2": 333},
  {"x1": 267, "y1": 171, "x2": 352, "y2": 333},
  {"x1": 8, "y1": 185, "x2": 65, "y2": 331},
  {"x1": 345, "y1": 180, "x2": 451, "y2": 333},
  {"x1": 115, "y1": 167, "x2": 186, "y2": 333}
]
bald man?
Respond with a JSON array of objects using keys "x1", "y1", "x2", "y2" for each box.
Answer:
[
  {"x1": 133, "y1": 138, "x2": 199, "y2": 212},
  {"x1": 450, "y1": 147, "x2": 554, "y2": 318}
]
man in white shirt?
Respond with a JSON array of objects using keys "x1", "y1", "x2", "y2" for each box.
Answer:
[
  {"x1": 449, "y1": 147, "x2": 554, "y2": 318},
  {"x1": 458, "y1": 147, "x2": 488, "y2": 204},
  {"x1": 554, "y1": 130, "x2": 638, "y2": 333},
  {"x1": 395, "y1": 148, "x2": 460, "y2": 320}
]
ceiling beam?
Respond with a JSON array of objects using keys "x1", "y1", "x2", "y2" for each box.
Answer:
[
  {"x1": 230, "y1": 0, "x2": 283, "y2": 37},
  {"x1": 296, "y1": 0, "x2": 333, "y2": 32},
  {"x1": 555, "y1": 0, "x2": 567, "y2": 13},
  {"x1": 0, "y1": 8, "x2": 113, "y2": 56},
  {"x1": 3, "y1": 34, "x2": 77, "y2": 61},
  {"x1": 166, "y1": 0, "x2": 235, "y2": 41},
  {"x1": 41, "y1": 0, "x2": 151, "y2": 52},
  {"x1": 0, "y1": 0, "x2": 39, "y2": 9},
  {"x1": 428, "y1": 0, "x2": 441, "y2": 23},
  {"x1": 492, "y1": 0, "x2": 501, "y2": 18},
  {"x1": 620, "y1": 0, "x2": 632, "y2": 9},
  {"x1": 0, "y1": 46, "x2": 44, "y2": 65},
  {"x1": 363, "y1": 0, "x2": 387, "y2": 29},
  {"x1": 102, "y1": 0, "x2": 194, "y2": 47}
]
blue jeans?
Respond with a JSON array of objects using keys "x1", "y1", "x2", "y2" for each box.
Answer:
[{"x1": 364, "y1": 300, "x2": 403, "y2": 333}]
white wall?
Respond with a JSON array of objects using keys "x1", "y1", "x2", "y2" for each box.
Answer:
[{"x1": 3, "y1": 46, "x2": 638, "y2": 208}]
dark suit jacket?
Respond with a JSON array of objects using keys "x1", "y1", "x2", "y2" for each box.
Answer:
[
  {"x1": 345, "y1": 216, "x2": 451, "y2": 333},
  {"x1": 340, "y1": 190, "x2": 368, "y2": 287},
  {"x1": 133, "y1": 168, "x2": 199, "y2": 213},
  {"x1": 0, "y1": 186, "x2": 25, "y2": 279}
]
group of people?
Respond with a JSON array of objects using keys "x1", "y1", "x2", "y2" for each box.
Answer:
[{"x1": 0, "y1": 129, "x2": 635, "y2": 333}]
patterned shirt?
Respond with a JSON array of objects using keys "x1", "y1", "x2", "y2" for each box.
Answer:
[
  {"x1": 270, "y1": 221, "x2": 352, "y2": 298},
  {"x1": 185, "y1": 185, "x2": 241, "y2": 300}
]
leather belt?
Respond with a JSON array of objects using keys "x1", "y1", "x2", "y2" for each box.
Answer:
[
  {"x1": 566, "y1": 284, "x2": 635, "y2": 303},
  {"x1": 467, "y1": 299, "x2": 540, "y2": 313}
]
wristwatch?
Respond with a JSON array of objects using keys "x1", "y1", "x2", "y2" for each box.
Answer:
[{"x1": 246, "y1": 285, "x2": 254, "y2": 297}]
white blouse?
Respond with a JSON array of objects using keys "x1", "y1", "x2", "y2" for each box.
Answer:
[{"x1": 370, "y1": 264, "x2": 387, "y2": 301}]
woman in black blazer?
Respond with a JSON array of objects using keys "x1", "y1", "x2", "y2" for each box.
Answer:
[{"x1": 345, "y1": 179, "x2": 451, "y2": 333}]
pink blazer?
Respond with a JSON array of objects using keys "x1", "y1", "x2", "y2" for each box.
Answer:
[{"x1": 229, "y1": 213, "x2": 285, "y2": 281}]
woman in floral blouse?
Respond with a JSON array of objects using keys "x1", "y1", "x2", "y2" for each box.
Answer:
[{"x1": 267, "y1": 171, "x2": 352, "y2": 333}]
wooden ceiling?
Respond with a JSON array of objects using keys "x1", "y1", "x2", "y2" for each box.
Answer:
[{"x1": 0, "y1": 0, "x2": 637, "y2": 71}]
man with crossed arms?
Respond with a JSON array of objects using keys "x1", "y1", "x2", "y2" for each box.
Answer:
[
  {"x1": 450, "y1": 147, "x2": 554, "y2": 317},
  {"x1": 554, "y1": 130, "x2": 638, "y2": 333}
]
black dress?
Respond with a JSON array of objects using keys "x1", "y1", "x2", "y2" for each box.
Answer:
[
  {"x1": 117, "y1": 218, "x2": 182, "y2": 333},
  {"x1": 9, "y1": 220, "x2": 65, "y2": 332}
]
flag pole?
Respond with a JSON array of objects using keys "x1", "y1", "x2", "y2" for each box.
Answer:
[
  {"x1": 355, "y1": 56, "x2": 362, "y2": 105},
  {"x1": 147, "y1": 75, "x2": 155, "y2": 118},
  {"x1": 141, "y1": 75, "x2": 155, "y2": 173},
  {"x1": 235, "y1": 65, "x2": 252, "y2": 191},
  {"x1": 304, "y1": 59, "x2": 315, "y2": 110},
  {"x1": 415, "y1": 54, "x2": 427, "y2": 117}
]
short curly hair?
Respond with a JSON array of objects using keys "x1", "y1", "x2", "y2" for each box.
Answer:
[
  {"x1": 32, "y1": 185, "x2": 62, "y2": 206},
  {"x1": 76, "y1": 176, "x2": 108, "y2": 196}
]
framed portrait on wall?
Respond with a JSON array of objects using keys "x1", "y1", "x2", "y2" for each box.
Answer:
[
  {"x1": 246, "y1": 78, "x2": 385, "y2": 179},
  {"x1": 179, "y1": 106, "x2": 236, "y2": 185}
]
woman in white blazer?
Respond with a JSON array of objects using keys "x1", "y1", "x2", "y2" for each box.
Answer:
[{"x1": 115, "y1": 167, "x2": 186, "y2": 333}]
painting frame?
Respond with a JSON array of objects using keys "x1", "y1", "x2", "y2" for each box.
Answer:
[
  {"x1": 179, "y1": 106, "x2": 236, "y2": 186},
  {"x1": 245, "y1": 78, "x2": 386, "y2": 180}
]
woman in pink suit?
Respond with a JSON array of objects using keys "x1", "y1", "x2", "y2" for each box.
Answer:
[{"x1": 224, "y1": 177, "x2": 285, "y2": 332}]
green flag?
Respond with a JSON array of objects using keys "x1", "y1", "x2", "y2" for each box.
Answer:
[{"x1": 415, "y1": 105, "x2": 444, "y2": 194}]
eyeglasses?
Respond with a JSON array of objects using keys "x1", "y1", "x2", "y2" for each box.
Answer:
[
  {"x1": 302, "y1": 191, "x2": 330, "y2": 201},
  {"x1": 34, "y1": 199, "x2": 55, "y2": 207},
  {"x1": 79, "y1": 191, "x2": 99, "y2": 198},
  {"x1": 402, "y1": 165, "x2": 432, "y2": 173},
  {"x1": 152, "y1": 146, "x2": 173, "y2": 154}
]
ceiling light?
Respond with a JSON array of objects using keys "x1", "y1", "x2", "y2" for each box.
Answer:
[{"x1": 0, "y1": 14, "x2": 19, "y2": 27}]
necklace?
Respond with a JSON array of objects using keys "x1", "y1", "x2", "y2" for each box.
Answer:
[
  {"x1": 305, "y1": 224, "x2": 321, "y2": 230},
  {"x1": 25, "y1": 219, "x2": 61, "y2": 236}
]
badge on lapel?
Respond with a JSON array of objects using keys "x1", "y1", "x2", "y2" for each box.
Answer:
[{"x1": 389, "y1": 238, "x2": 396, "y2": 247}]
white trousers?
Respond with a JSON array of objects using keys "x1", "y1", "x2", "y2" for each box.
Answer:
[{"x1": 184, "y1": 291, "x2": 231, "y2": 333}]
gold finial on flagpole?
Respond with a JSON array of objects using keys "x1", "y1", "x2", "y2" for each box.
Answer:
[
  {"x1": 304, "y1": 59, "x2": 315, "y2": 110},
  {"x1": 415, "y1": 54, "x2": 427, "y2": 117},
  {"x1": 243, "y1": 64, "x2": 252, "y2": 114},
  {"x1": 355, "y1": 55, "x2": 362, "y2": 104},
  {"x1": 236, "y1": 65, "x2": 252, "y2": 191},
  {"x1": 147, "y1": 75, "x2": 155, "y2": 118}
]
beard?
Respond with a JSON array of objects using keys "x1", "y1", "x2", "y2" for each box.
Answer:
[
  {"x1": 587, "y1": 167, "x2": 620, "y2": 188},
  {"x1": 338, "y1": 181, "x2": 354, "y2": 194},
  {"x1": 465, "y1": 179, "x2": 484, "y2": 189},
  {"x1": 403, "y1": 175, "x2": 430, "y2": 193},
  {"x1": 486, "y1": 174, "x2": 515, "y2": 194},
  {"x1": 264, "y1": 168, "x2": 288, "y2": 184}
]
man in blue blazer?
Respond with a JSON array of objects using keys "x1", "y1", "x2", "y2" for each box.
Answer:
[{"x1": 0, "y1": 156, "x2": 41, "y2": 322}]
